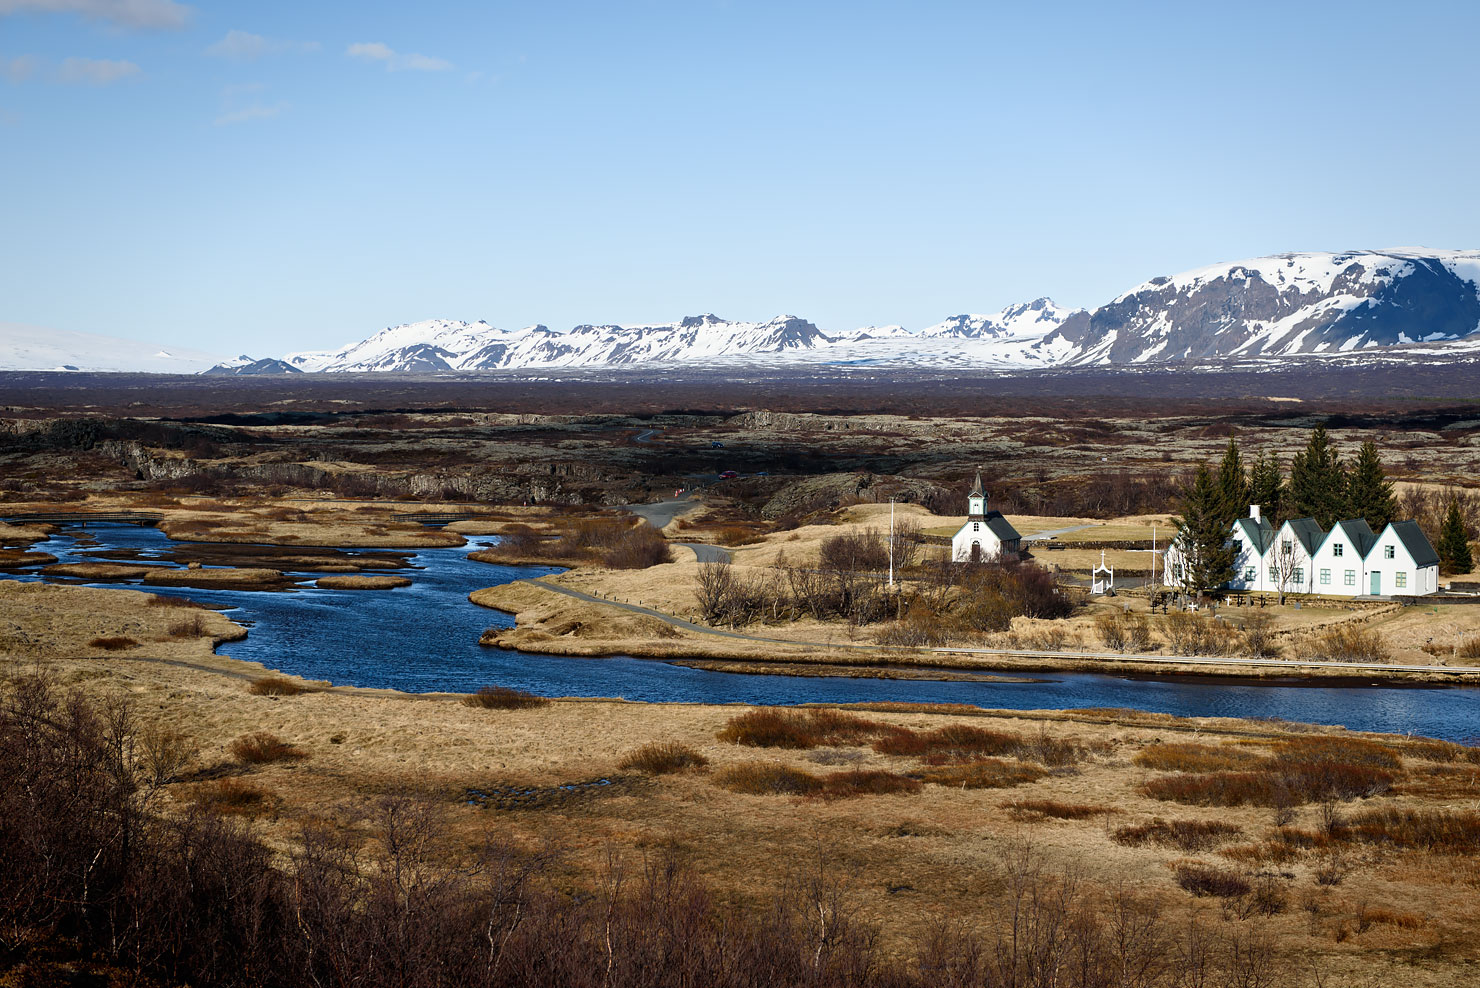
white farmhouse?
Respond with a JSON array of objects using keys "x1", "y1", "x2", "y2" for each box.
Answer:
[
  {"x1": 1364, "y1": 520, "x2": 1441, "y2": 596},
  {"x1": 1167, "y1": 506, "x2": 1440, "y2": 598},
  {"x1": 951, "y1": 472, "x2": 1022, "y2": 563},
  {"x1": 1310, "y1": 519, "x2": 1377, "y2": 596}
]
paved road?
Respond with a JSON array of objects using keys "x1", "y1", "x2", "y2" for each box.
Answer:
[
  {"x1": 677, "y1": 541, "x2": 730, "y2": 563},
  {"x1": 622, "y1": 496, "x2": 702, "y2": 529},
  {"x1": 1021, "y1": 524, "x2": 1099, "y2": 542},
  {"x1": 519, "y1": 579, "x2": 1480, "y2": 678},
  {"x1": 633, "y1": 429, "x2": 660, "y2": 443}
]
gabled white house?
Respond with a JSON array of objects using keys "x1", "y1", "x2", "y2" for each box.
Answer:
[
  {"x1": 1311, "y1": 519, "x2": 1377, "y2": 596},
  {"x1": 1167, "y1": 506, "x2": 1440, "y2": 598},
  {"x1": 1226, "y1": 506, "x2": 1275, "y2": 592},
  {"x1": 1364, "y1": 520, "x2": 1441, "y2": 596},
  {"x1": 951, "y1": 472, "x2": 1022, "y2": 563}
]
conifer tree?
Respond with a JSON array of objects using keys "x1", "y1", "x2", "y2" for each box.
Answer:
[
  {"x1": 1288, "y1": 426, "x2": 1347, "y2": 527},
  {"x1": 1345, "y1": 440, "x2": 1397, "y2": 533},
  {"x1": 1248, "y1": 451, "x2": 1286, "y2": 525},
  {"x1": 1215, "y1": 438, "x2": 1248, "y2": 528},
  {"x1": 1437, "y1": 497, "x2": 1474, "y2": 575},
  {"x1": 1172, "y1": 463, "x2": 1237, "y2": 596}
]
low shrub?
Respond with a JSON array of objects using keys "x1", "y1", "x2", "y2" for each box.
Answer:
[
  {"x1": 1006, "y1": 800, "x2": 1112, "y2": 820},
  {"x1": 1162, "y1": 612, "x2": 1243, "y2": 656},
  {"x1": 716, "y1": 708, "x2": 885, "y2": 749},
  {"x1": 619, "y1": 742, "x2": 709, "y2": 774},
  {"x1": 166, "y1": 614, "x2": 210, "y2": 638},
  {"x1": 1357, "y1": 906, "x2": 1424, "y2": 930},
  {"x1": 818, "y1": 770, "x2": 922, "y2": 800},
  {"x1": 916, "y1": 758, "x2": 1048, "y2": 790},
  {"x1": 713, "y1": 762, "x2": 822, "y2": 796},
  {"x1": 463, "y1": 686, "x2": 550, "y2": 710},
  {"x1": 1114, "y1": 818, "x2": 1243, "y2": 851},
  {"x1": 248, "y1": 675, "x2": 304, "y2": 696},
  {"x1": 601, "y1": 524, "x2": 673, "y2": 569},
  {"x1": 1345, "y1": 806, "x2": 1480, "y2": 853},
  {"x1": 1459, "y1": 634, "x2": 1480, "y2": 659},
  {"x1": 229, "y1": 732, "x2": 308, "y2": 765},
  {"x1": 874, "y1": 723, "x2": 1020, "y2": 759},
  {"x1": 1297, "y1": 625, "x2": 1389, "y2": 663},
  {"x1": 1173, "y1": 864, "x2": 1251, "y2": 899},
  {"x1": 1133, "y1": 742, "x2": 1264, "y2": 773},
  {"x1": 88, "y1": 636, "x2": 138, "y2": 651},
  {"x1": 191, "y1": 778, "x2": 269, "y2": 814},
  {"x1": 1241, "y1": 613, "x2": 1280, "y2": 658},
  {"x1": 1095, "y1": 610, "x2": 1152, "y2": 652}
]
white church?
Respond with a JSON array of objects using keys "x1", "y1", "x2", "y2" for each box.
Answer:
[
  {"x1": 951, "y1": 472, "x2": 1022, "y2": 563},
  {"x1": 1164, "y1": 504, "x2": 1441, "y2": 597}
]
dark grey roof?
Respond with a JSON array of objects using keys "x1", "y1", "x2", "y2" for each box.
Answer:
[
  {"x1": 1388, "y1": 520, "x2": 1440, "y2": 567},
  {"x1": 1334, "y1": 518, "x2": 1378, "y2": 558},
  {"x1": 984, "y1": 511, "x2": 1020, "y2": 542},
  {"x1": 1233, "y1": 516, "x2": 1275, "y2": 554},
  {"x1": 1285, "y1": 518, "x2": 1325, "y2": 555}
]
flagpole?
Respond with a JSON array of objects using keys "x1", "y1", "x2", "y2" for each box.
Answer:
[{"x1": 888, "y1": 499, "x2": 895, "y2": 589}]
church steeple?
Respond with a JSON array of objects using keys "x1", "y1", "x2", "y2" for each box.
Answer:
[{"x1": 967, "y1": 470, "x2": 986, "y2": 519}]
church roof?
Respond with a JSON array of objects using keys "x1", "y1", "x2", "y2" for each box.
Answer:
[
  {"x1": 969, "y1": 470, "x2": 984, "y2": 498},
  {"x1": 982, "y1": 510, "x2": 1019, "y2": 542}
]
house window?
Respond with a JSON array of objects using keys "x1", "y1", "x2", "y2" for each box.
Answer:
[
  {"x1": 1396, "y1": 572, "x2": 1407, "y2": 588},
  {"x1": 1344, "y1": 570, "x2": 1355, "y2": 586},
  {"x1": 1384, "y1": 546, "x2": 1395, "y2": 559},
  {"x1": 1268, "y1": 566, "x2": 1278, "y2": 582},
  {"x1": 1282, "y1": 540, "x2": 1292, "y2": 554},
  {"x1": 1319, "y1": 569, "x2": 1330, "y2": 585},
  {"x1": 1333, "y1": 544, "x2": 1344, "y2": 557},
  {"x1": 1245, "y1": 567, "x2": 1256, "y2": 581},
  {"x1": 1293, "y1": 568, "x2": 1303, "y2": 584},
  {"x1": 1172, "y1": 564, "x2": 1182, "y2": 580}
]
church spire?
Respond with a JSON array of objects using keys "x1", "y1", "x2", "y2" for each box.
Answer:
[{"x1": 967, "y1": 470, "x2": 986, "y2": 519}]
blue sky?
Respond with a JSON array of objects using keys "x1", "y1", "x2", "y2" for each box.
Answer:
[{"x1": 3, "y1": 0, "x2": 1479, "y2": 356}]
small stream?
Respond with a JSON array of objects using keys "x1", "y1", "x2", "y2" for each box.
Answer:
[{"x1": 6, "y1": 523, "x2": 1479, "y2": 743}]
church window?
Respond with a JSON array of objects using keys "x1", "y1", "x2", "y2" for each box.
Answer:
[{"x1": 972, "y1": 522, "x2": 979, "y2": 532}]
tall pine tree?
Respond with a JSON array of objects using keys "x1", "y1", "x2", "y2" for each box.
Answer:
[
  {"x1": 1172, "y1": 463, "x2": 1238, "y2": 596},
  {"x1": 1216, "y1": 438, "x2": 1249, "y2": 529},
  {"x1": 1437, "y1": 497, "x2": 1474, "y2": 575},
  {"x1": 1248, "y1": 451, "x2": 1286, "y2": 525},
  {"x1": 1345, "y1": 440, "x2": 1397, "y2": 533},
  {"x1": 1288, "y1": 426, "x2": 1347, "y2": 527}
]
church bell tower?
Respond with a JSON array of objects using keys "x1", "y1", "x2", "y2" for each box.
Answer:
[{"x1": 968, "y1": 470, "x2": 986, "y2": 519}]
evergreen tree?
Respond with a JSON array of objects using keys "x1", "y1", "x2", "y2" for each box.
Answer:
[
  {"x1": 1215, "y1": 437, "x2": 1248, "y2": 529},
  {"x1": 1437, "y1": 497, "x2": 1474, "y2": 575},
  {"x1": 1248, "y1": 451, "x2": 1286, "y2": 525},
  {"x1": 1288, "y1": 426, "x2": 1347, "y2": 527},
  {"x1": 1345, "y1": 440, "x2": 1397, "y2": 533},
  {"x1": 1172, "y1": 463, "x2": 1237, "y2": 596}
]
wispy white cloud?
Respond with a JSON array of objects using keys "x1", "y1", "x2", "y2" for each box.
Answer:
[
  {"x1": 206, "y1": 29, "x2": 318, "y2": 61},
  {"x1": 215, "y1": 101, "x2": 284, "y2": 126},
  {"x1": 2, "y1": 54, "x2": 40, "y2": 82},
  {"x1": 346, "y1": 41, "x2": 451, "y2": 72},
  {"x1": 0, "y1": 0, "x2": 190, "y2": 30},
  {"x1": 57, "y1": 55, "x2": 139, "y2": 84}
]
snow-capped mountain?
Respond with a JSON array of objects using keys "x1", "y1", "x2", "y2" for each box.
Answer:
[
  {"x1": 1039, "y1": 249, "x2": 1480, "y2": 365},
  {"x1": 920, "y1": 298, "x2": 1077, "y2": 340},
  {"x1": 0, "y1": 322, "x2": 226, "y2": 373},
  {"x1": 286, "y1": 314, "x2": 835, "y2": 373}
]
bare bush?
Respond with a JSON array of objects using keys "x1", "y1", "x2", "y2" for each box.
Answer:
[
  {"x1": 248, "y1": 675, "x2": 305, "y2": 696},
  {"x1": 463, "y1": 685, "x2": 550, "y2": 710},
  {"x1": 229, "y1": 731, "x2": 308, "y2": 764},
  {"x1": 619, "y1": 742, "x2": 709, "y2": 774},
  {"x1": 1297, "y1": 625, "x2": 1389, "y2": 663}
]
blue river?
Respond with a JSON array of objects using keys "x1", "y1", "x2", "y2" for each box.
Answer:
[{"x1": 9, "y1": 523, "x2": 1479, "y2": 744}]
